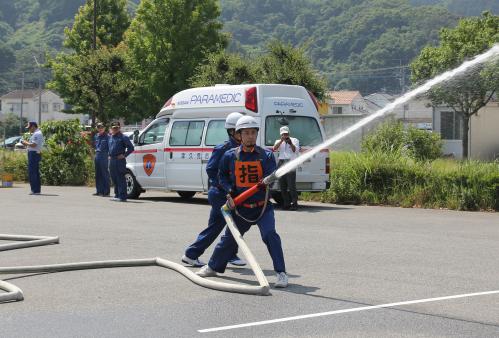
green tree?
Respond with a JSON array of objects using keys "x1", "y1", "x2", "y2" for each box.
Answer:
[
  {"x1": 49, "y1": 44, "x2": 135, "y2": 124},
  {"x1": 64, "y1": 0, "x2": 130, "y2": 53},
  {"x1": 256, "y1": 41, "x2": 327, "y2": 99},
  {"x1": 125, "y1": 0, "x2": 228, "y2": 116},
  {"x1": 411, "y1": 12, "x2": 499, "y2": 158},
  {"x1": 49, "y1": 0, "x2": 133, "y2": 125},
  {"x1": 190, "y1": 50, "x2": 256, "y2": 87},
  {"x1": 190, "y1": 41, "x2": 327, "y2": 100}
]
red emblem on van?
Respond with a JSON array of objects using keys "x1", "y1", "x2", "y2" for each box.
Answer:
[{"x1": 143, "y1": 154, "x2": 156, "y2": 176}]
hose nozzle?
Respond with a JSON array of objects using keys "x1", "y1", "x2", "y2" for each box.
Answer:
[{"x1": 263, "y1": 172, "x2": 277, "y2": 186}]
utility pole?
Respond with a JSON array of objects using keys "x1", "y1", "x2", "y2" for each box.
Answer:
[
  {"x1": 93, "y1": 0, "x2": 97, "y2": 51},
  {"x1": 34, "y1": 55, "x2": 42, "y2": 125},
  {"x1": 19, "y1": 72, "x2": 24, "y2": 135}
]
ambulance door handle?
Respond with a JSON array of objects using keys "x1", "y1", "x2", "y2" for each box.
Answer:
[
  {"x1": 169, "y1": 152, "x2": 173, "y2": 159},
  {"x1": 201, "y1": 159, "x2": 209, "y2": 164}
]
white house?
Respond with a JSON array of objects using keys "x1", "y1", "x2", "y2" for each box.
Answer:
[
  {"x1": 364, "y1": 92, "x2": 433, "y2": 130},
  {"x1": 365, "y1": 92, "x2": 499, "y2": 160},
  {"x1": 323, "y1": 91, "x2": 369, "y2": 115},
  {"x1": 433, "y1": 98, "x2": 499, "y2": 160},
  {"x1": 0, "y1": 89, "x2": 88, "y2": 124}
]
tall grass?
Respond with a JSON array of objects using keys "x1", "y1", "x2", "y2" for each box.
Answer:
[{"x1": 311, "y1": 152, "x2": 499, "y2": 211}]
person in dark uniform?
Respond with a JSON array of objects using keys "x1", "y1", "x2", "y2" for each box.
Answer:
[
  {"x1": 182, "y1": 112, "x2": 246, "y2": 267},
  {"x1": 197, "y1": 116, "x2": 288, "y2": 288},
  {"x1": 108, "y1": 121, "x2": 134, "y2": 202},
  {"x1": 93, "y1": 123, "x2": 110, "y2": 196}
]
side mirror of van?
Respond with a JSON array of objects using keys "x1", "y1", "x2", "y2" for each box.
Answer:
[{"x1": 133, "y1": 130, "x2": 139, "y2": 145}]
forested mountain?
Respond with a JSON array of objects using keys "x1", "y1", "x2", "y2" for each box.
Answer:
[
  {"x1": 0, "y1": 0, "x2": 497, "y2": 95},
  {"x1": 410, "y1": 0, "x2": 499, "y2": 16}
]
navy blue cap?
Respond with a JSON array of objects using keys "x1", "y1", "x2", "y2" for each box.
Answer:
[{"x1": 26, "y1": 121, "x2": 38, "y2": 129}]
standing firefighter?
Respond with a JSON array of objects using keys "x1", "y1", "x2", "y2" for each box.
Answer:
[
  {"x1": 93, "y1": 123, "x2": 110, "y2": 197},
  {"x1": 108, "y1": 121, "x2": 134, "y2": 202},
  {"x1": 182, "y1": 113, "x2": 246, "y2": 267},
  {"x1": 197, "y1": 116, "x2": 288, "y2": 288}
]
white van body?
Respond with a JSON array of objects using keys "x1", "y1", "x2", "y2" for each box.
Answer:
[{"x1": 125, "y1": 84, "x2": 329, "y2": 200}]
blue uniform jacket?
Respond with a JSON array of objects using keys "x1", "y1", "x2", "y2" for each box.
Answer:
[
  {"x1": 109, "y1": 132, "x2": 134, "y2": 158},
  {"x1": 94, "y1": 133, "x2": 110, "y2": 157},
  {"x1": 218, "y1": 145, "x2": 276, "y2": 203},
  {"x1": 206, "y1": 137, "x2": 239, "y2": 189}
]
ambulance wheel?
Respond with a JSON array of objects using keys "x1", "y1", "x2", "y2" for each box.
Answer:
[
  {"x1": 177, "y1": 191, "x2": 196, "y2": 199},
  {"x1": 126, "y1": 170, "x2": 141, "y2": 199},
  {"x1": 271, "y1": 192, "x2": 283, "y2": 205}
]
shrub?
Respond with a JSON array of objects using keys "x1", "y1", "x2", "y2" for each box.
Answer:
[
  {"x1": 0, "y1": 150, "x2": 28, "y2": 181},
  {"x1": 39, "y1": 119, "x2": 92, "y2": 186},
  {"x1": 362, "y1": 121, "x2": 442, "y2": 161},
  {"x1": 318, "y1": 152, "x2": 499, "y2": 211},
  {"x1": 406, "y1": 127, "x2": 442, "y2": 161}
]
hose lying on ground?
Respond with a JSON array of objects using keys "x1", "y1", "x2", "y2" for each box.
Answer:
[{"x1": 0, "y1": 233, "x2": 270, "y2": 303}]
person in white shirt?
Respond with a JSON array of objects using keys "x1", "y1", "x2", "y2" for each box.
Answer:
[
  {"x1": 21, "y1": 121, "x2": 45, "y2": 195},
  {"x1": 273, "y1": 126, "x2": 300, "y2": 210}
]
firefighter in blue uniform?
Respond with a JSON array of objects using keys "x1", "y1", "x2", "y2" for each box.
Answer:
[
  {"x1": 197, "y1": 116, "x2": 288, "y2": 288},
  {"x1": 108, "y1": 121, "x2": 134, "y2": 202},
  {"x1": 93, "y1": 123, "x2": 110, "y2": 196},
  {"x1": 182, "y1": 113, "x2": 246, "y2": 267}
]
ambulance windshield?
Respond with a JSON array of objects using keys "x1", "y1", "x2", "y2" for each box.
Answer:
[{"x1": 265, "y1": 116, "x2": 323, "y2": 146}]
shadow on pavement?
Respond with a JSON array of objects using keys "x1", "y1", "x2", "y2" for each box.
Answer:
[
  {"x1": 30, "y1": 193, "x2": 59, "y2": 197},
  {"x1": 139, "y1": 196, "x2": 209, "y2": 205},
  {"x1": 274, "y1": 204, "x2": 352, "y2": 213}
]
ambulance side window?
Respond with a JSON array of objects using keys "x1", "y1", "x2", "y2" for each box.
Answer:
[
  {"x1": 139, "y1": 119, "x2": 169, "y2": 145},
  {"x1": 205, "y1": 120, "x2": 226, "y2": 146},
  {"x1": 170, "y1": 121, "x2": 205, "y2": 146}
]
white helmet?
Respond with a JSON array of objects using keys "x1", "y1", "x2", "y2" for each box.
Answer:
[
  {"x1": 225, "y1": 112, "x2": 243, "y2": 129},
  {"x1": 235, "y1": 116, "x2": 259, "y2": 132}
]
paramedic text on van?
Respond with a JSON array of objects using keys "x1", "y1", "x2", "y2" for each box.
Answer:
[{"x1": 190, "y1": 93, "x2": 242, "y2": 105}]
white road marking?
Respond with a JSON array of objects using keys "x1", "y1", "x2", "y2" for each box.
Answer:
[{"x1": 198, "y1": 290, "x2": 499, "y2": 333}]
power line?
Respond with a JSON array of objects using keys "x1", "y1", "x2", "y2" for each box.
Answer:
[{"x1": 325, "y1": 65, "x2": 410, "y2": 76}]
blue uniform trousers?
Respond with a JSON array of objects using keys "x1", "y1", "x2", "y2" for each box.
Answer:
[
  {"x1": 94, "y1": 155, "x2": 110, "y2": 195},
  {"x1": 109, "y1": 158, "x2": 127, "y2": 200},
  {"x1": 185, "y1": 187, "x2": 239, "y2": 260},
  {"x1": 27, "y1": 151, "x2": 41, "y2": 193},
  {"x1": 208, "y1": 204, "x2": 286, "y2": 273}
]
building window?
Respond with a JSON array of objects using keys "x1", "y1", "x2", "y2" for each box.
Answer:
[
  {"x1": 332, "y1": 106, "x2": 343, "y2": 114},
  {"x1": 42, "y1": 103, "x2": 48, "y2": 113},
  {"x1": 7, "y1": 102, "x2": 27, "y2": 113},
  {"x1": 440, "y1": 111, "x2": 462, "y2": 140},
  {"x1": 53, "y1": 103, "x2": 61, "y2": 112}
]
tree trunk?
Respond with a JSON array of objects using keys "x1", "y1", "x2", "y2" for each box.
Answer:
[{"x1": 462, "y1": 115, "x2": 470, "y2": 159}]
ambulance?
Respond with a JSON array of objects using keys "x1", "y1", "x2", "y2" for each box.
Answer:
[{"x1": 125, "y1": 84, "x2": 330, "y2": 203}]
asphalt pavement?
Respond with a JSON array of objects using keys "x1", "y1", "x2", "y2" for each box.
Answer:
[{"x1": 1, "y1": 184, "x2": 498, "y2": 338}]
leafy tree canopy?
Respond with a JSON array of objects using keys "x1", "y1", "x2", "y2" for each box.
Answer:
[
  {"x1": 190, "y1": 41, "x2": 328, "y2": 99},
  {"x1": 64, "y1": 0, "x2": 131, "y2": 53},
  {"x1": 411, "y1": 12, "x2": 499, "y2": 158},
  {"x1": 124, "y1": 0, "x2": 228, "y2": 116}
]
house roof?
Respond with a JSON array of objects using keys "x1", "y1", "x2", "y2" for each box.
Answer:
[
  {"x1": 0, "y1": 89, "x2": 51, "y2": 100},
  {"x1": 364, "y1": 92, "x2": 395, "y2": 109},
  {"x1": 328, "y1": 91, "x2": 362, "y2": 105}
]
